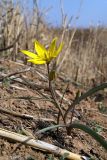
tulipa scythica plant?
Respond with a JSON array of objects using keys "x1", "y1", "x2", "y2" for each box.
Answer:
[{"x1": 20, "y1": 38, "x2": 107, "y2": 150}]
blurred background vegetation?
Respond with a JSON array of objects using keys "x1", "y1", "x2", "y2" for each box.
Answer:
[{"x1": 0, "y1": 0, "x2": 107, "y2": 86}]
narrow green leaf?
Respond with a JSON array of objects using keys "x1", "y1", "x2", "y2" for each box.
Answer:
[
  {"x1": 64, "y1": 83, "x2": 107, "y2": 120},
  {"x1": 68, "y1": 123, "x2": 107, "y2": 150}
]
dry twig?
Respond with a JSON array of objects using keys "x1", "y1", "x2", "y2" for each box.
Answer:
[
  {"x1": 0, "y1": 127, "x2": 83, "y2": 160},
  {"x1": 0, "y1": 107, "x2": 54, "y2": 122}
]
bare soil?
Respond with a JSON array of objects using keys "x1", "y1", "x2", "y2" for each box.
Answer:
[{"x1": 0, "y1": 60, "x2": 107, "y2": 160}]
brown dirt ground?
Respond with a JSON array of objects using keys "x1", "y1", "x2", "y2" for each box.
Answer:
[{"x1": 0, "y1": 59, "x2": 107, "y2": 160}]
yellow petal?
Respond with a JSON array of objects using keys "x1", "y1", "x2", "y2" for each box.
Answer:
[
  {"x1": 54, "y1": 42, "x2": 64, "y2": 57},
  {"x1": 48, "y1": 37, "x2": 57, "y2": 57},
  {"x1": 35, "y1": 40, "x2": 47, "y2": 59},
  {"x1": 20, "y1": 50, "x2": 38, "y2": 59},
  {"x1": 28, "y1": 59, "x2": 46, "y2": 64}
]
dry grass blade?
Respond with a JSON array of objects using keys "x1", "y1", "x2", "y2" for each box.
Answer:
[
  {"x1": 0, "y1": 128, "x2": 83, "y2": 160},
  {"x1": 0, "y1": 67, "x2": 31, "y2": 81},
  {"x1": 0, "y1": 107, "x2": 54, "y2": 122},
  {"x1": 0, "y1": 33, "x2": 21, "y2": 52}
]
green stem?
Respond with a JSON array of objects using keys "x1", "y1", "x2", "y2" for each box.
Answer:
[
  {"x1": 47, "y1": 64, "x2": 65, "y2": 124},
  {"x1": 57, "y1": 83, "x2": 69, "y2": 125}
]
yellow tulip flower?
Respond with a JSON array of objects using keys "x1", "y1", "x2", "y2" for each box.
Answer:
[{"x1": 20, "y1": 38, "x2": 63, "y2": 65}]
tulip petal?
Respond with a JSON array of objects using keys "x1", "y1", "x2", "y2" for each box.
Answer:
[
  {"x1": 54, "y1": 42, "x2": 64, "y2": 57},
  {"x1": 35, "y1": 40, "x2": 47, "y2": 59},
  {"x1": 48, "y1": 37, "x2": 57, "y2": 57},
  {"x1": 20, "y1": 50, "x2": 38, "y2": 59},
  {"x1": 28, "y1": 59, "x2": 46, "y2": 64}
]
